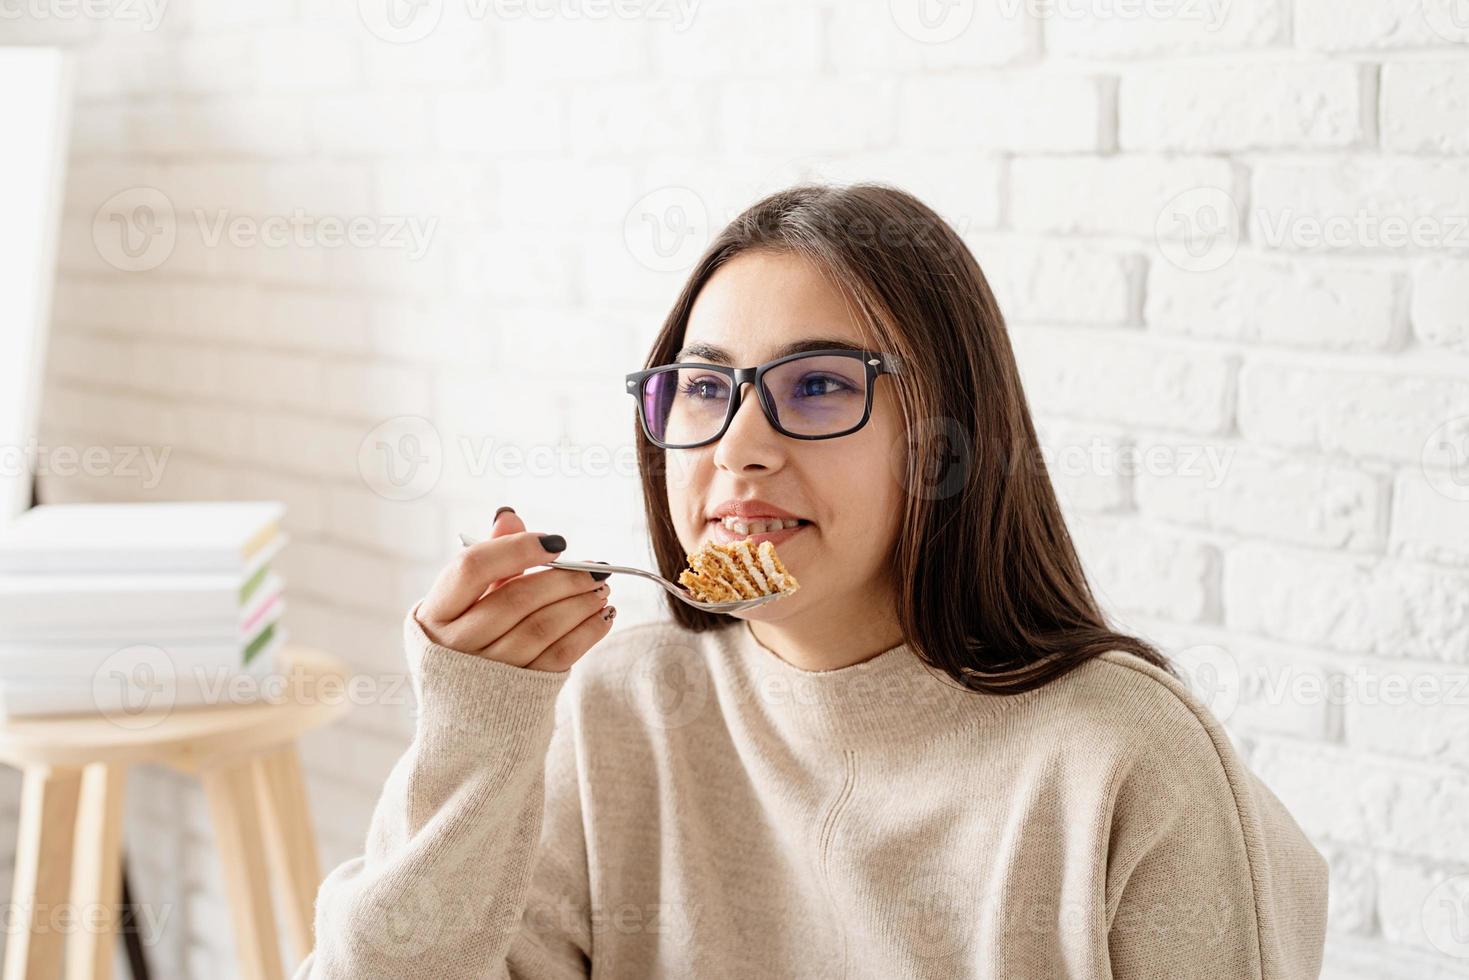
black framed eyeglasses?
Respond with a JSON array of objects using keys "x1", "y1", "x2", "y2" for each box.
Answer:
[{"x1": 625, "y1": 348, "x2": 903, "y2": 449}]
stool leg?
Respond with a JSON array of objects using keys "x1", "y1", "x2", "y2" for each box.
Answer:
[
  {"x1": 66, "y1": 763, "x2": 127, "y2": 980},
  {"x1": 202, "y1": 763, "x2": 283, "y2": 980},
  {"x1": 253, "y1": 746, "x2": 321, "y2": 963},
  {"x1": 4, "y1": 765, "x2": 83, "y2": 980}
]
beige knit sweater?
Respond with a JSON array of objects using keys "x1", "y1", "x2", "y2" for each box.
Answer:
[{"x1": 293, "y1": 602, "x2": 1329, "y2": 979}]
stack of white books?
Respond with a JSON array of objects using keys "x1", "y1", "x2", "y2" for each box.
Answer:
[{"x1": 0, "y1": 501, "x2": 288, "y2": 719}]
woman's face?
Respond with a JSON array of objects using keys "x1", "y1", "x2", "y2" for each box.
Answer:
[{"x1": 666, "y1": 248, "x2": 906, "y2": 626}]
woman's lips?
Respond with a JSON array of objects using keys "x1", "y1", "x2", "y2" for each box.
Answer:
[{"x1": 706, "y1": 520, "x2": 811, "y2": 547}]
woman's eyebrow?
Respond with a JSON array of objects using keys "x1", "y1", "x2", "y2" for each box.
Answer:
[{"x1": 673, "y1": 338, "x2": 864, "y2": 363}]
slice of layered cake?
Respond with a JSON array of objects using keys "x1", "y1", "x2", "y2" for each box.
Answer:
[{"x1": 679, "y1": 537, "x2": 800, "y2": 604}]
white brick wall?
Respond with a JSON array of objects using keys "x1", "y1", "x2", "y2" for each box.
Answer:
[{"x1": 6, "y1": 0, "x2": 1469, "y2": 975}]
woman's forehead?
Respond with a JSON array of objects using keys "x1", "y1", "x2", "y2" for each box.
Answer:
[{"x1": 683, "y1": 251, "x2": 866, "y2": 359}]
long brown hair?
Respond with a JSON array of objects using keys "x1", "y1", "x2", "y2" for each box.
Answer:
[{"x1": 633, "y1": 183, "x2": 1175, "y2": 694}]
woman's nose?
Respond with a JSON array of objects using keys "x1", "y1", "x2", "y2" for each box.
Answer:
[{"x1": 713, "y1": 382, "x2": 784, "y2": 473}]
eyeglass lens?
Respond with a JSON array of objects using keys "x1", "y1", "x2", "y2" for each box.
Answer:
[{"x1": 641, "y1": 355, "x2": 870, "y2": 445}]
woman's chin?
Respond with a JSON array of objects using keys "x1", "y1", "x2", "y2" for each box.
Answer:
[{"x1": 730, "y1": 587, "x2": 805, "y2": 622}]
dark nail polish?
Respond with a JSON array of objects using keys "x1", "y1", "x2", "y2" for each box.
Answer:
[
  {"x1": 494, "y1": 506, "x2": 515, "y2": 520},
  {"x1": 590, "y1": 570, "x2": 611, "y2": 582},
  {"x1": 539, "y1": 534, "x2": 567, "y2": 553}
]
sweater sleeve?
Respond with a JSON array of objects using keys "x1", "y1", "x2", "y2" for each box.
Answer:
[
  {"x1": 1105, "y1": 724, "x2": 1329, "y2": 980},
  {"x1": 291, "y1": 601, "x2": 593, "y2": 980}
]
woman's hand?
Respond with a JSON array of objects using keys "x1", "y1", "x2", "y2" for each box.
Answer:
[{"x1": 414, "y1": 507, "x2": 615, "y2": 671}]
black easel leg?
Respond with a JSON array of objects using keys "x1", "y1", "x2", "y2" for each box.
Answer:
[{"x1": 119, "y1": 855, "x2": 151, "y2": 980}]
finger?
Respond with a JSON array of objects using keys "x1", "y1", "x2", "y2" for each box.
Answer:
[
  {"x1": 526, "y1": 602, "x2": 616, "y2": 672},
  {"x1": 479, "y1": 586, "x2": 613, "y2": 668},
  {"x1": 437, "y1": 568, "x2": 610, "y2": 654},
  {"x1": 420, "y1": 526, "x2": 568, "y2": 623},
  {"x1": 484, "y1": 507, "x2": 528, "y2": 593}
]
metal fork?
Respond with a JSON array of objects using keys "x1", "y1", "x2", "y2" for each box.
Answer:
[{"x1": 456, "y1": 533, "x2": 791, "y2": 613}]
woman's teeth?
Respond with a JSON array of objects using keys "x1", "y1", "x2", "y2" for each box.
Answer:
[{"x1": 719, "y1": 516, "x2": 803, "y2": 534}]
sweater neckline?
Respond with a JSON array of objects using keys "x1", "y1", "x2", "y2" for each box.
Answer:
[{"x1": 718, "y1": 620, "x2": 1010, "y2": 750}]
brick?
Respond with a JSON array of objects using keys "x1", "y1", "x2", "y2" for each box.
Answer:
[
  {"x1": 44, "y1": 385, "x2": 181, "y2": 448},
  {"x1": 1382, "y1": 61, "x2": 1469, "y2": 154},
  {"x1": 360, "y1": 26, "x2": 496, "y2": 86},
  {"x1": 375, "y1": 161, "x2": 496, "y2": 223},
  {"x1": 1135, "y1": 439, "x2": 1387, "y2": 551},
  {"x1": 224, "y1": 349, "x2": 325, "y2": 412},
  {"x1": 566, "y1": 84, "x2": 717, "y2": 155},
  {"x1": 66, "y1": 107, "x2": 127, "y2": 156},
  {"x1": 451, "y1": 229, "x2": 577, "y2": 303},
  {"x1": 255, "y1": 29, "x2": 359, "y2": 92},
  {"x1": 188, "y1": 0, "x2": 293, "y2": 29},
  {"x1": 54, "y1": 276, "x2": 173, "y2": 335},
  {"x1": 1224, "y1": 543, "x2": 1469, "y2": 662},
  {"x1": 968, "y1": 235, "x2": 1139, "y2": 323},
  {"x1": 237, "y1": 289, "x2": 371, "y2": 354},
  {"x1": 1010, "y1": 327, "x2": 1235, "y2": 433},
  {"x1": 1376, "y1": 858, "x2": 1469, "y2": 957},
  {"x1": 828, "y1": 0, "x2": 1037, "y2": 70},
  {"x1": 1343, "y1": 661, "x2": 1469, "y2": 767},
  {"x1": 1145, "y1": 253, "x2": 1403, "y2": 350},
  {"x1": 250, "y1": 412, "x2": 362, "y2": 478},
  {"x1": 654, "y1": 3, "x2": 823, "y2": 77},
  {"x1": 1251, "y1": 161, "x2": 1469, "y2": 253},
  {"x1": 75, "y1": 40, "x2": 172, "y2": 100},
  {"x1": 495, "y1": 158, "x2": 637, "y2": 229},
  {"x1": 155, "y1": 161, "x2": 269, "y2": 215},
  {"x1": 322, "y1": 486, "x2": 444, "y2": 562},
  {"x1": 1321, "y1": 846, "x2": 1376, "y2": 936},
  {"x1": 310, "y1": 94, "x2": 432, "y2": 156},
  {"x1": 172, "y1": 33, "x2": 256, "y2": 95},
  {"x1": 719, "y1": 80, "x2": 898, "y2": 155},
  {"x1": 127, "y1": 99, "x2": 312, "y2": 157},
  {"x1": 1071, "y1": 515, "x2": 1218, "y2": 621},
  {"x1": 175, "y1": 404, "x2": 255, "y2": 461},
  {"x1": 1295, "y1": 0, "x2": 1469, "y2": 50},
  {"x1": 1119, "y1": 61, "x2": 1366, "y2": 151},
  {"x1": 1411, "y1": 259, "x2": 1469, "y2": 351},
  {"x1": 321, "y1": 361, "x2": 434, "y2": 420},
  {"x1": 493, "y1": 308, "x2": 641, "y2": 371},
  {"x1": 1044, "y1": 0, "x2": 1286, "y2": 57},
  {"x1": 1391, "y1": 473, "x2": 1469, "y2": 567},
  {"x1": 1012, "y1": 156, "x2": 1237, "y2": 236},
  {"x1": 285, "y1": 539, "x2": 414, "y2": 615},
  {"x1": 499, "y1": 17, "x2": 651, "y2": 82},
  {"x1": 1251, "y1": 739, "x2": 1469, "y2": 863},
  {"x1": 366, "y1": 300, "x2": 494, "y2": 366},
  {"x1": 1033, "y1": 419, "x2": 1132, "y2": 512},
  {"x1": 131, "y1": 340, "x2": 226, "y2": 400},
  {"x1": 901, "y1": 73, "x2": 1111, "y2": 153},
  {"x1": 434, "y1": 88, "x2": 564, "y2": 154},
  {"x1": 1238, "y1": 361, "x2": 1469, "y2": 463},
  {"x1": 260, "y1": 163, "x2": 375, "y2": 217},
  {"x1": 320, "y1": 231, "x2": 448, "y2": 295}
]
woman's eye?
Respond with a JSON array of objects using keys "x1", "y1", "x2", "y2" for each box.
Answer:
[
  {"x1": 679, "y1": 377, "x2": 727, "y2": 400},
  {"x1": 794, "y1": 374, "x2": 854, "y2": 398}
]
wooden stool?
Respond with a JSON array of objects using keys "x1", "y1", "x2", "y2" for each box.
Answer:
[{"x1": 0, "y1": 647, "x2": 349, "y2": 980}]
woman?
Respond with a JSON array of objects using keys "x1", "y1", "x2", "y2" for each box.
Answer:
[{"x1": 298, "y1": 185, "x2": 1328, "y2": 979}]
